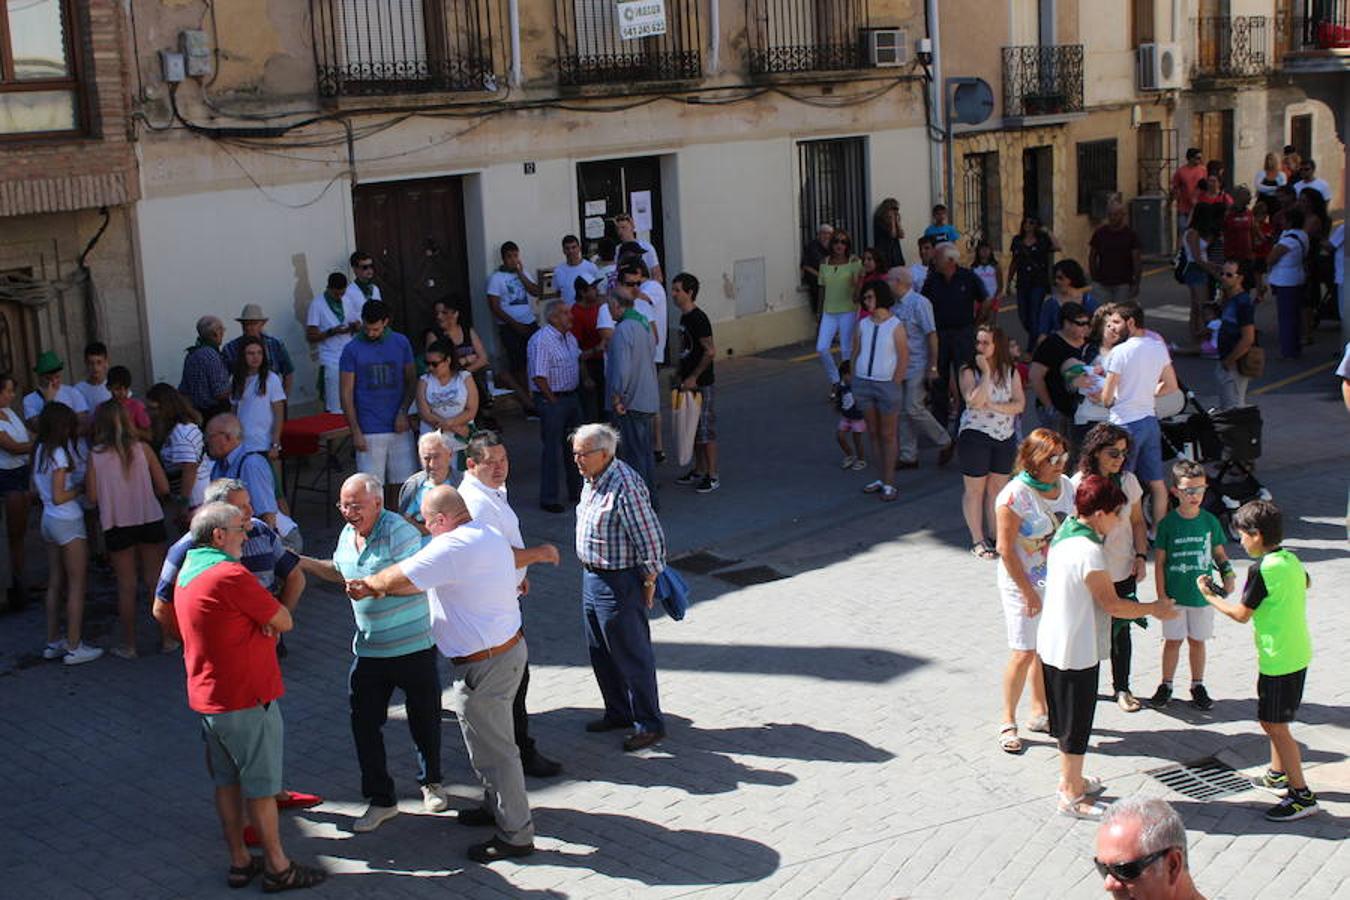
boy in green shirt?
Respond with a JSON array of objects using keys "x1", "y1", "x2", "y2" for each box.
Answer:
[
  {"x1": 1150, "y1": 460, "x2": 1234, "y2": 711},
  {"x1": 1198, "y1": 499, "x2": 1316, "y2": 821}
]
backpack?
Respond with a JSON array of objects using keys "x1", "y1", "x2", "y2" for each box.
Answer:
[{"x1": 1172, "y1": 246, "x2": 1188, "y2": 283}]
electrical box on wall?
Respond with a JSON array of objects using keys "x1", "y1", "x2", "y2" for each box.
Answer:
[
  {"x1": 180, "y1": 29, "x2": 212, "y2": 78},
  {"x1": 159, "y1": 50, "x2": 185, "y2": 83}
]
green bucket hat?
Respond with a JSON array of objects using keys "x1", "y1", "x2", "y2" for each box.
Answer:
[{"x1": 33, "y1": 351, "x2": 64, "y2": 376}]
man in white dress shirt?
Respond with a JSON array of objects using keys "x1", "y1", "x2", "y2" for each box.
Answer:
[
  {"x1": 460, "y1": 431, "x2": 562, "y2": 778},
  {"x1": 305, "y1": 273, "x2": 363, "y2": 413},
  {"x1": 347, "y1": 484, "x2": 534, "y2": 864}
]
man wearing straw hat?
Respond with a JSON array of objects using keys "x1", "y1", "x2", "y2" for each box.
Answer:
[{"x1": 223, "y1": 304, "x2": 296, "y2": 397}]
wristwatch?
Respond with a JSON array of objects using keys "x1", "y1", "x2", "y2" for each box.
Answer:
[{"x1": 1135, "y1": 552, "x2": 1148, "y2": 560}]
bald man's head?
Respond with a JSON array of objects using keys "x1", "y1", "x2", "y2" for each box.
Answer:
[{"x1": 420, "y1": 484, "x2": 471, "y2": 536}]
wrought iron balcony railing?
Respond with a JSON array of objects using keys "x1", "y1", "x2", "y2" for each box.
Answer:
[
  {"x1": 554, "y1": 0, "x2": 703, "y2": 86},
  {"x1": 1194, "y1": 16, "x2": 1269, "y2": 77},
  {"x1": 1288, "y1": 0, "x2": 1350, "y2": 51},
  {"x1": 311, "y1": 0, "x2": 504, "y2": 98},
  {"x1": 1001, "y1": 44, "x2": 1084, "y2": 119},
  {"x1": 746, "y1": 0, "x2": 872, "y2": 75}
]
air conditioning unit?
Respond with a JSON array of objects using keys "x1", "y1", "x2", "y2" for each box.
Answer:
[
  {"x1": 1137, "y1": 42, "x2": 1183, "y2": 91},
  {"x1": 864, "y1": 29, "x2": 908, "y2": 68}
]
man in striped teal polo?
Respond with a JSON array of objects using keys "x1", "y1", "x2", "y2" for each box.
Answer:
[{"x1": 299, "y1": 472, "x2": 444, "y2": 833}]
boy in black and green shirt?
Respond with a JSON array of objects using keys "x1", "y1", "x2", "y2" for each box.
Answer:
[
  {"x1": 1151, "y1": 460, "x2": 1234, "y2": 710},
  {"x1": 1198, "y1": 499, "x2": 1317, "y2": 822}
]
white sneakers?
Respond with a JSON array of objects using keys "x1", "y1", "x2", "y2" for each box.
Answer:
[
  {"x1": 421, "y1": 783, "x2": 449, "y2": 813},
  {"x1": 352, "y1": 803, "x2": 400, "y2": 833},
  {"x1": 42, "y1": 640, "x2": 67, "y2": 660},
  {"x1": 63, "y1": 643, "x2": 103, "y2": 666}
]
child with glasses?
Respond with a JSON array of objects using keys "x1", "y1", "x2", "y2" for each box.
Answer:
[{"x1": 1150, "y1": 459, "x2": 1233, "y2": 711}]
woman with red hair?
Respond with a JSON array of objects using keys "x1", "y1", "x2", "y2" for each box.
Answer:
[{"x1": 1037, "y1": 475, "x2": 1176, "y2": 819}]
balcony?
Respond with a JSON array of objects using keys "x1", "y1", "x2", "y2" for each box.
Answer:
[
  {"x1": 1280, "y1": 1, "x2": 1350, "y2": 73},
  {"x1": 554, "y1": 0, "x2": 703, "y2": 87},
  {"x1": 1193, "y1": 16, "x2": 1270, "y2": 79},
  {"x1": 746, "y1": 0, "x2": 872, "y2": 75},
  {"x1": 311, "y1": 0, "x2": 504, "y2": 98},
  {"x1": 1001, "y1": 45, "x2": 1084, "y2": 124}
]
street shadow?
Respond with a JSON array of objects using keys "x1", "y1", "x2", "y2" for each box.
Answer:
[
  {"x1": 1166, "y1": 796, "x2": 1350, "y2": 838},
  {"x1": 525, "y1": 638, "x2": 927, "y2": 685},
  {"x1": 1089, "y1": 726, "x2": 1347, "y2": 767},
  {"x1": 1125, "y1": 699, "x2": 1350, "y2": 730}
]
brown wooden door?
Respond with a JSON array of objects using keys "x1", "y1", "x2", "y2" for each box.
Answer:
[
  {"x1": 1192, "y1": 110, "x2": 1234, "y2": 189},
  {"x1": 352, "y1": 177, "x2": 471, "y2": 342}
]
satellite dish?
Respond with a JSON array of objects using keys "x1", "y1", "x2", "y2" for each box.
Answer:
[{"x1": 951, "y1": 78, "x2": 995, "y2": 126}]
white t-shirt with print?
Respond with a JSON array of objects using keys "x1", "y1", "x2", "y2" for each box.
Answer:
[
  {"x1": 1038, "y1": 532, "x2": 1110, "y2": 671},
  {"x1": 1104, "y1": 335, "x2": 1171, "y2": 425},
  {"x1": 995, "y1": 475, "x2": 1076, "y2": 602},
  {"x1": 486, "y1": 268, "x2": 535, "y2": 325},
  {"x1": 418, "y1": 370, "x2": 473, "y2": 444},
  {"x1": 232, "y1": 373, "x2": 285, "y2": 452}
]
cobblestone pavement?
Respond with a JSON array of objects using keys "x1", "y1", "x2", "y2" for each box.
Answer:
[{"x1": 1, "y1": 273, "x2": 1347, "y2": 898}]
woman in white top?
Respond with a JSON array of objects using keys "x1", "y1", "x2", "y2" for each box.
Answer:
[
  {"x1": 993, "y1": 428, "x2": 1073, "y2": 754},
  {"x1": 32, "y1": 402, "x2": 99, "y2": 665},
  {"x1": 1037, "y1": 474, "x2": 1174, "y2": 819},
  {"x1": 851, "y1": 281, "x2": 908, "y2": 502},
  {"x1": 1070, "y1": 424, "x2": 1149, "y2": 714},
  {"x1": 417, "y1": 340, "x2": 479, "y2": 465},
  {"x1": 1182, "y1": 203, "x2": 1223, "y2": 343},
  {"x1": 146, "y1": 383, "x2": 206, "y2": 520},
  {"x1": 972, "y1": 241, "x2": 1004, "y2": 315},
  {"x1": 1266, "y1": 205, "x2": 1309, "y2": 359},
  {"x1": 230, "y1": 336, "x2": 286, "y2": 456},
  {"x1": 0, "y1": 373, "x2": 33, "y2": 598},
  {"x1": 958, "y1": 326, "x2": 1025, "y2": 557},
  {"x1": 1253, "y1": 152, "x2": 1287, "y2": 198}
]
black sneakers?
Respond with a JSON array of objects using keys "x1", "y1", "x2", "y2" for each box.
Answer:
[
  {"x1": 674, "y1": 470, "x2": 702, "y2": 486},
  {"x1": 1149, "y1": 683, "x2": 1173, "y2": 708},
  {"x1": 1265, "y1": 789, "x2": 1318, "y2": 822},
  {"x1": 695, "y1": 475, "x2": 720, "y2": 494},
  {"x1": 1190, "y1": 684, "x2": 1214, "y2": 710}
]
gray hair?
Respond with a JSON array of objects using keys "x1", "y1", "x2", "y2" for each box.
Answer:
[
  {"x1": 466, "y1": 429, "x2": 505, "y2": 463},
  {"x1": 887, "y1": 265, "x2": 913, "y2": 290},
  {"x1": 203, "y1": 478, "x2": 248, "y2": 505},
  {"x1": 417, "y1": 431, "x2": 454, "y2": 455},
  {"x1": 572, "y1": 422, "x2": 618, "y2": 456},
  {"x1": 541, "y1": 299, "x2": 566, "y2": 322},
  {"x1": 610, "y1": 288, "x2": 634, "y2": 309},
  {"x1": 342, "y1": 472, "x2": 383, "y2": 498},
  {"x1": 206, "y1": 413, "x2": 242, "y2": 439},
  {"x1": 933, "y1": 242, "x2": 960, "y2": 265},
  {"x1": 190, "y1": 501, "x2": 241, "y2": 546},
  {"x1": 817, "y1": 223, "x2": 835, "y2": 234},
  {"x1": 196, "y1": 315, "x2": 223, "y2": 339},
  {"x1": 1099, "y1": 797, "x2": 1189, "y2": 868}
]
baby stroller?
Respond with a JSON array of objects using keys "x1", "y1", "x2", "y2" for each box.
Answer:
[{"x1": 1159, "y1": 389, "x2": 1271, "y2": 537}]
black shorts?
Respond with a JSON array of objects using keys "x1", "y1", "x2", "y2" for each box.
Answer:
[
  {"x1": 497, "y1": 324, "x2": 535, "y2": 371},
  {"x1": 1042, "y1": 661, "x2": 1100, "y2": 755},
  {"x1": 1257, "y1": 668, "x2": 1306, "y2": 724},
  {"x1": 0, "y1": 464, "x2": 28, "y2": 494},
  {"x1": 105, "y1": 519, "x2": 167, "y2": 554},
  {"x1": 957, "y1": 429, "x2": 1016, "y2": 478}
]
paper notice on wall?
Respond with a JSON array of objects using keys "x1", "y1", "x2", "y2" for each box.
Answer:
[
  {"x1": 617, "y1": 1, "x2": 667, "y2": 40},
  {"x1": 630, "y1": 190, "x2": 653, "y2": 233},
  {"x1": 584, "y1": 216, "x2": 606, "y2": 239},
  {"x1": 584, "y1": 199, "x2": 607, "y2": 216}
]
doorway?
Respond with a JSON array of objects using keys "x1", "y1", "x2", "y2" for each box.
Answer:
[
  {"x1": 1290, "y1": 113, "x2": 1312, "y2": 161},
  {"x1": 576, "y1": 156, "x2": 665, "y2": 268},
  {"x1": 1022, "y1": 146, "x2": 1054, "y2": 228},
  {"x1": 1192, "y1": 110, "x2": 1235, "y2": 189},
  {"x1": 352, "y1": 176, "x2": 472, "y2": 341}
]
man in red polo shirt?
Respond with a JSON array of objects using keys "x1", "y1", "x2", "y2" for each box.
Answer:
[
  {"x1": 174, "y1": 501, "x2": 325, "y2": 892},
  {"x1": 1170, "y1": 148, "x2": 1207, "y2": 242}
]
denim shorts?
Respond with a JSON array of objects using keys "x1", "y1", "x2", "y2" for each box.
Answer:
[
  {"x1": 852, "y1": 377, "x2": 902, "y2": 415},
  {"x1": 201, "y1": 701, "x2": 285, "y2": 799},
  {"x1": 1183, "y1": 262, "x2": 1211, "y2": 287},
  {"x1": 40, "y1": 513, "x2": 87, "y2": 547},
  {"x1": 1121, "y1": 415, "x2": 1164, "y2": 484}
]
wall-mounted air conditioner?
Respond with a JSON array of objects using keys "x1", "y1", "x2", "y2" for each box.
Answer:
[{"x1": 1137, "y1": 42, "x2": 1183, "y2": 91}]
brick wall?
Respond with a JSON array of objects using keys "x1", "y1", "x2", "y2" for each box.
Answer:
[{"x1": 0, "y1": 0, "x2": 139, "y2": 217}]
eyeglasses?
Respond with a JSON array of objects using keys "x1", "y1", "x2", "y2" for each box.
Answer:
[
  {"x1": 426, "y1": 357, "x2": 448, "y2": 367},
  {"x1": 1177, "y1": 486, "x2": 1206, "y2": 496},
  {"x1": 336, "y1": 501, "x2": 374, "y2": 512},
  {"x1": 572, "y1": 447, "x2": 603, "y2": 459},
  {"x1": 1093, "y1": 847, "x2": 1173, "y2": 882},
  {"x1": 1102, "y1": 447, "x2": 1126, "y2": 459},
  {"x1": 1048, "y1": 452, "x2": 1070, "y2": 466},
  {"x1": 217, "y1": 525, "x2": 247, "y2": 534}
]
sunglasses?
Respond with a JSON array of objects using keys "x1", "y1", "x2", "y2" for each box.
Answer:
[
  {"x1": 426, "y1": 357, "x2": 448, "y2": 367},
  {"x1": 1177, "y1": 485, "x2": 1206, "y2": 496},
  {"x1": 1094, "y1": 847, "x2": 1172, "y2": 882},
  {"x1": 1102, "y1": 447, "x2": 1126, "y2": 459},
  {"x1": 1048, "y1": 452, "x2": 1070, "y2": 466}
]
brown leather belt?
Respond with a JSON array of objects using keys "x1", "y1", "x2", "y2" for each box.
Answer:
[{"x1": 451, "y1": 630, "x2": 523, "y2": 666}]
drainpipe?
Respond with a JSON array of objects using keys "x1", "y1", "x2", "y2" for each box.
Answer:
[
  {"x1": 1171, "y1": 0, "x2": 1180, "y2": 43},
  {"x1": 509, "y1": 0, "x2": 522, "y2": 87},
  {"x1": 707, "y1": 0, "x2": 720, "y2": 75},
  {"x1": 926, "y1": 0, "x2": 943, "y2": 206}
]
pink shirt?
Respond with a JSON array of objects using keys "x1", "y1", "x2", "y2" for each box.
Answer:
[{"x1": 89, "y1": 443, "x2": 163, "y2": 531}]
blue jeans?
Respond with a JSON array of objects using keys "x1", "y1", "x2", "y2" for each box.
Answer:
[
  {"x1": 582, "y1": 568, "x2": 664, "y2": 735},
  {"x1": 1273, "y1": 284, "x2": 1303, "y2": 359},
  {"x1": 816, "y1": 312, "x2": 857, "y2": 384},
  {"x1": 348, "y1": 647, "x2": 442, "y2": 807},
  {"x1": 1120, "y1": 415, "x2": 1164, "y2": 485},
  {"x1": 614, "y1": 411, "x2": 657, "y2": 501},
  {"x1": 1016, "y1": 284, "x2": 1047, "y2": 346},
  {"x1": 534, "y1": 391, "x2": 583, "y2": 505}
]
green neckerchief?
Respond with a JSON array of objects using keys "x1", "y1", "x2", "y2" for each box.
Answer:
[
  {"x1": 357, "y1": 328, "x2": 388, "y2": 344},
  {"x1": 1051, "y1": 516, "x2": 1104, "y2": 547},
  {"x1": 620, "y1": 308, "x2": 649, "y2": 327},
  {"x1": 176, "y1": 546, "x2": 237, "y2": 589},
  {"x1": 324, "y1": 291, "x2": 345, "y2": 321},
  {"x1": 1016, "y1": 470, "x2": 1056, "y2": 492},
  {"x1": 1109, "y1": 472, "x2": 1122, "y2": 488},
  {"x1": 355, "y1": 279, "x2": 375, "y2": 299}
]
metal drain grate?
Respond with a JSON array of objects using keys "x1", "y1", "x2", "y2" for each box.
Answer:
[
  {"x1": 670, "y1": 551, "x2": 742, "y2": 574},
  {"x1": 714, "y1": 565, "x2": 787, "y2": 587},
  {"x1": 1147, "y1": 758, "x2": 1252, "y2": 800}
]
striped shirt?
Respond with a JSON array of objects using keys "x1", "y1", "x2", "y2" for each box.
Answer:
[
  {"x1": 157, "y1": 517, "x2": 298, "y2": 601},
  {"x1": 575, "y1": 457, "x2": 666, "y2": 578},
  {"x1": 332, "y1": 509, "x2": 434, "y2": 658},
  {"x1": 526, "y1": 324, "x2": 580, "y2": 392}
]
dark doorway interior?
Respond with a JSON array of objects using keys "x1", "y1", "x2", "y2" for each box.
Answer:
[
  {"x1": 1022, "y1": 145, "x2": 1054, "y2": 227},
  {"x1": 576, "y1": 156, "x2": 665, "y2": 268}
]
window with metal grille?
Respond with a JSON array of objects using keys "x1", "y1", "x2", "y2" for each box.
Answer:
[
  {"x1": 0, "y1": 0, "x2": 85, "y2": 136},
  {"x1": 1137, "y1": 123, "x2": 1176, "y2": 195},
  {"x1": 311, "y1": 0, "x2": 504, "y2": 97},
  {"x1": 798, "y1": 137, "x2": 868, "y2": 257},
  {"x1": 746, "y1": 0, "x2": 872, "y2": 74},
  {"x1": 555, "y1": 0, "x2": 703, "y2": 86},
  {"x1": 961, "y1": 152, "x2": 1002, "y2": 250},
  {"x1": 1076, "y1": 139, "x2": 1118, "y2": 217}
]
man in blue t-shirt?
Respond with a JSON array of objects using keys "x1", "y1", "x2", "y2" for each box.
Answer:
[
  {"x1": 340, "y1": 299, "x2": 417, "y2": 509},
  {"x1": 921, "y1": 204, "x2": 960, "y2": 244},
  {"x1": 1215, "y1": 261, "x2": 1256, "y2": 410}
]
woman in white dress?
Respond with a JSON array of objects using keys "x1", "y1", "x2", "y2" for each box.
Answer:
[{"x1": 416, "y1": 340, "x2": 479, "y2": 472}]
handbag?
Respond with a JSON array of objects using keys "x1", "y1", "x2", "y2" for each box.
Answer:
[
  {"x1": 1236, "y1": 343, "x2": 1265, "y2": 378},
  {"x1": 670, "y1": 388, "x2": 702, "y2": 468}
]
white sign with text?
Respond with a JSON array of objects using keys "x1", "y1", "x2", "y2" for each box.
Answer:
[{"x1": 616, "y1": 0, "x2": 666, "y2": 40}]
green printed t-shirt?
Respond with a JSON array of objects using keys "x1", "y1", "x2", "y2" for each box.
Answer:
[
  {"x1": 1155, "y1": 509, "x2": 1227, "y2": 607},
  {"x1": 819, "y1": 259, "x2": 863, "y2": 315}
]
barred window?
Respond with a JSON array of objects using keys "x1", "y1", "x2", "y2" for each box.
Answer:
[
  {"x1": 798, "y1": 137, "x2": 868, "y2": 254},
  {"x1": 1076, "y1": 139, "x2": 1118, "y2": 217}
]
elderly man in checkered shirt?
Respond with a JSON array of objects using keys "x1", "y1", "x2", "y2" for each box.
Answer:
[
  {"x1": 526, "y1": 299, "x2": 586, "y2": 513},
  {"x1": 571, "y1": 422, "x2": 668, "y2": 752}
]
